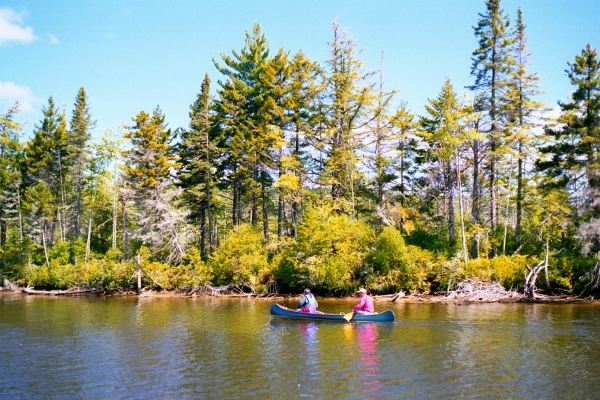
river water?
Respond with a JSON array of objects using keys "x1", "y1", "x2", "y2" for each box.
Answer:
[{"x1": 1, "y1": 293, "x2": 600, "y2": 399}]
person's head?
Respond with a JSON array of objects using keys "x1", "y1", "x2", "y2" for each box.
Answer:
[
  {"x1": 303, "y1": 288, "x2": 311, "y2": 295},
  {"x1": 357, "y1": 288, "x2": 367, "y2": 296}
]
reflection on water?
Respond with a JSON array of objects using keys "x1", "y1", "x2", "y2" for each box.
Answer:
[{"x1": 3, "y1": 295, "x2": 600, "y2": 399}]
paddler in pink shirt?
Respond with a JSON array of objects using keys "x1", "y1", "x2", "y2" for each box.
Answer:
[{"x1": 352, "y1": 288, "x2": 374, "y2": 314}]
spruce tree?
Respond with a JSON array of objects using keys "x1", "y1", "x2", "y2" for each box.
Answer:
[
  {"x1": 0, "y1": 103, "x2": 23, "y2": 251},
  {"x1": 538, "y1": 44, "x2": 600, "y2": 252},
  {"x1": 69, "y1": 87, "x2": 95, "y2": 240},
  {"x1": 179, "y1": 74, "x2": 219, "y2": 256},
  {"x1": 418, "y1": 78, "x2": 475, "y2": 256},
  {"x1": 505, "y1": 8, "x2": 544, "y2": 251},
  {"x1": 24, "y1": 97, "x2": 69, "y2": 251},
  {"x1": 469, "y1": 0, "x2": 516, "y2": 232}
]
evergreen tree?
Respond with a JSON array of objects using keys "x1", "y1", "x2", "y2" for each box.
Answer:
[
  {"x1": 538, "y1": 44, "x2": 600, "y2": 252},
  {"x1": 179, "y1": 74, "x2": 219, "y2": 256},
  {"x1": 213, "y1": 23, "x2": 283, "y2": 239},
  {"x1": 23, "y1": 97, "x2": 69, "y2": 254},
  {"x1": 122, "y1": 107, "x2": 185, "y2": 263},
  {"x1": 0, "y1": 103, "x2": 23, "y2": 251},
  {"x1": 505, "y1": 8, "x2": 544, "y2": 252},
  {"x1": 366, "y1": 52, "x2": 404, "y2": 205},
  {"x1": 69, "y1": 87, "x2": 95, "y2": 240},
  {"x1": 418, "y1": 78, "x2": 476, "y2": 258},
  {"x1": 284, "y1": 51, "x2": 324, "y2": 237},
  {"x1": 469, "y1": 0, "x2": 516, "y2": 232},
  {"x1": 323, "y1": 19, "x2": 378, "y2": 216}
]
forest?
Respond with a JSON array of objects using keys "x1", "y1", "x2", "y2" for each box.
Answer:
[{"x1": 1, "y1": 0, "x2": 600, "y2": 298}]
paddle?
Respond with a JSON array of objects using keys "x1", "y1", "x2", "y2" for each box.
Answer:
[{"x1": 343, "y1": 312, "x2": 354, "y2": 322}]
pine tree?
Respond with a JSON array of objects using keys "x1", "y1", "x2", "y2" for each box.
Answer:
[
  {"x1": 281, "y1": 50, "x2": 323, "y2": 237},
  {"x1": 179, "y1": 74, "x2": 219, "y2": 256},
  {"x1": 69, "y1": 87, "x2": 95, "y2": 240},
  {"x1": 23, "y1": 97, "x2": 69, "y2": 253},
  {"x1": 469, "y1": 0, "x2": 516, "y2": 232},
  {"x1": 323, "y1": 19, "x2": 377, "y2": 216},
  {"x1": 0, "y1": 103, "x2": 23, "y2": 250},
  {"x1": 505, "y1": 8, "x2": 544, "y2": 252},
  {"x1": 213, "y1": 23, "x2": 280, "y2": 238},
  {"x1": 538, "y1": 44, "x2": 600, "y2": 252},
  {"x1": 418, "y1": 78, "x2": 476, "y2": 258}
]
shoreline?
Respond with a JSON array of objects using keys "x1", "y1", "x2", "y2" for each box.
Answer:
[{"x1": 1, "y1": 286, "x2": 596, "y2": 304}]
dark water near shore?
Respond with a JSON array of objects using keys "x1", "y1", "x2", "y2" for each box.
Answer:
[{"x1": 1, "y1": 294, "x2": 600, "y2": 399}]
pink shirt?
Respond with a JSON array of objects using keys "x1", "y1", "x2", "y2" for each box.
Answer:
[{"x1": 353, "y1": 294, "x2": 374, "y2": 313}]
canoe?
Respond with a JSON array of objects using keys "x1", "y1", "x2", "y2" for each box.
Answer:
[{"x1": 270, "y1": 303, "x2": 395, "y2": 322}]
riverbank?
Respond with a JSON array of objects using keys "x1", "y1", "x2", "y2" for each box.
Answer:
[{"x1": 1, "y1": 281, "x2": 593, "y2": 304}]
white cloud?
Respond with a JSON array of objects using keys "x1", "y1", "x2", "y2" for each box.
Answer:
[
  {"x1": 0, "y1": 7, "x2": 36, "y2": 45},
  {"x1": 48, "y1": 33, "x2": 59, "y2": 44},
  {"x1": 0, "y1": 81, "x2": 38, "y2": 112}
]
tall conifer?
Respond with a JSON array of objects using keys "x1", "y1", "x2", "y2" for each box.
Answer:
[
  {"x1": 69, "y1": 87, "x2": 95, "y2": 240},
  {"x1": 469, "y1": 0, "x2": 516, "y2": 232}
]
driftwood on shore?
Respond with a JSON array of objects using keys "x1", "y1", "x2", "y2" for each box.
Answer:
[
  {"x1": 438, "y1": 279, "x2": 524, "y2": 303},
  {"x1": 188, "y1": 283, "x2": 282, "y2": 299},
  {"x1": 20, "y1": 286, "x2": 104, "y2": 296}
]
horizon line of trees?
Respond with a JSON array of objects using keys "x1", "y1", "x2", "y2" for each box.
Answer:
[{"x1": 2, "y1": 0, "x2": 600, "y2": 296}]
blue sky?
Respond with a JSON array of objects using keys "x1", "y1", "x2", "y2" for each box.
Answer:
[{"x1": 2, "y1": 0, "x2": 600, "y2": 138}]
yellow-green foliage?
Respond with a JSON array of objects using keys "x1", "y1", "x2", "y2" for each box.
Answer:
[
  {"x1": 180, "y1": 247, "x2": 213, "y2": 287},
  {"x1": 369, "y1": 243, "x2": 438, "y2": 293},
  {"x1": 26, "y1": 264, "x2": 50, "y2": 289},
  {"x1": 403, "y1": 245, "x2": 441, "y2": 291},
  {"x1": 460, "y1": 254, "x2": 532, "y2": 289},
  {"x1": 277, "y1": 205, "x2": 374, "y2": 293},
  {"x1": 368, "y1": 227, "x2": 408, "y2": 275},
  {"x1": 209, "y1": 224, "x2": 268, "y2": 285},
  {"x1": 25, "y1": 256, "x2": 135, "y2": 291}
]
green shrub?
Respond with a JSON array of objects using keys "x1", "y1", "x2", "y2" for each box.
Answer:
[
  {"x1": 367, "y1": 227, "x2": 408, "y2": 275},
  {"x1": 209, "y1": 224, "x2": 269, "y2": 286},
  {"x1": 275, "y1": 205, "x2": 374, "y2": 294}
]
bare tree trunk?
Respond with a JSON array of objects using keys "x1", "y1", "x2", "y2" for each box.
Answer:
[
  {"x1": 456, "y1": 153, "x2": 468, "y2": 265},
  {"x1": 232, "y1": 166, "x2": 238, "y2": 226},
  {"x1": 277, "y1": 147, "x2": 283, "y2": 240},
  {"x1": 112, "y1": 179, "x2": 118, "y2": 248},
  {"x1": 503, "y1": 156, "x2": 515, "y2": 255},
  {"x1": 207, "y1": 169, "x2": 212, "y2": 254},
  {"x1": 17, "y1": 190, "x2": 23, "y2": 244},
  {"x1": 85, "y1": 208, "x2": 93, "y2": 263},
  {"x1": 262, "y1": 181, "x2": 269, "y2": 241},
  {"x1": 0, "y1": 220, "x2": 5, "y2": 248},
  {"x1": 471, "y1": 139, "x2": 481, "y2": 259},
  {"x1": 516, "y1": 141, "x2": 523, "y2": 249},
  {"x1": 121, "y1": 186, "x2": 127, "y2": 256},
  {"x1": 200, "y1": 208, "x2": 206, "y2": 257},
  {"x1": 42, "y1": 222, "x2": 50, "y2": 268},
  {"x1": 251, "y1": 167, "x2": 258, "y2": 225},
  {"x1": 75, "y1": 170, "x2": 82, "y2": 240},
  {"x1": 446, "y1": 161, "x2": 455, "y2": 246}
]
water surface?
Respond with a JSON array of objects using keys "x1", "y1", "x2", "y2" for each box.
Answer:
[{"x1": 1, "y1": 294, "x2": 599, "y2": 399}]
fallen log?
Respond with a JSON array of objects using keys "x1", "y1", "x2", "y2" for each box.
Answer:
[{"x1": 21, "y1": 286, "x2": 103, "y2": 296}]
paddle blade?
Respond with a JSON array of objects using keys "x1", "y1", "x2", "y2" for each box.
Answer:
[{"x1": 343, "y1": 312, "x2": 354, "y2": 322}]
